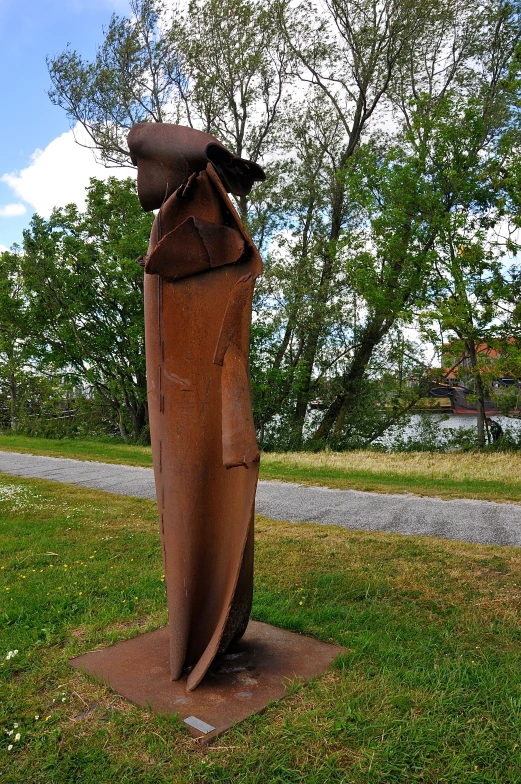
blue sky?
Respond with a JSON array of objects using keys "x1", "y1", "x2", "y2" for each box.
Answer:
[{"x1": 0, "y1": 0, "x2": 131, "y2": 249}]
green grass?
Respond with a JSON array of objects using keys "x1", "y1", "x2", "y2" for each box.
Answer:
[
  {"x1": 2, "y1": 475, "x2": 521, "y2": 781},
  {"x1": 259, "y1": 457, "x2": 521, "y2": 502},
  {"x1": 0, "y1": 434, "x2": 153, "y2": 467},
  {"x1": 1, "y1": 434, "x2": 521, "y2": 503}
]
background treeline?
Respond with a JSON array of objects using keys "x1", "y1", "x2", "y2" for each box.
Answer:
[
  {"x1": 0, "y1": 179, "x2": 152, "y2": 441},
  {"x1": 2, "y1": 0, "x2": 521, "y2": 448}
]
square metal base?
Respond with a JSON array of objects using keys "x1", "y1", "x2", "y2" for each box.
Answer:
[{"x1": 70, "y1": 620, "x2": 343, "y2": 741}]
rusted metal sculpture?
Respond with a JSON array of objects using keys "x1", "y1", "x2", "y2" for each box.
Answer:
[{"x1": 127, "y1": 124, "x2": 265, "y2": 692}]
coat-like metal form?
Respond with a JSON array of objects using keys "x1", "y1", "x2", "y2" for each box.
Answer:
[{"x1": 128, "y1": 124, "x2": 265, "y2": 692}]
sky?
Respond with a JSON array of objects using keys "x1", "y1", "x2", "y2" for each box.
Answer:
[{"x1": 0, "y1": 0, "x2": 134, "y2": 251}]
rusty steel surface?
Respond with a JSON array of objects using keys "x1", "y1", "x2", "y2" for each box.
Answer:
[
  {"x1": 70, "y1": 620, "x2": 344, "y2": 741},
  {"x1": 127, "y1": 124, "x2": 265, "y2": 691}
]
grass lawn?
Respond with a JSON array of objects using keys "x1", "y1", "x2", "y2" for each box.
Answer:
[
  {"x1": 0, "y1": 434, "x2": 521, "y2": 503},
  {"x1": 2, "y1": 476, "x2": 521, "y2": 781},
  {"x1": 260, "y1": 450, "x2": 521, "y2": 503},
  {"x1": 0, "y1": 434, "x2": 153, "y2": 468}
]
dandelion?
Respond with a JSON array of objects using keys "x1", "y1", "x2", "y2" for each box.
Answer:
[
  {"x1": 45, "y1": 716, "x2": 51, "y2": 721},
  {"x1": 299, "y1": 601, "x2": 303, "y2": 605}
]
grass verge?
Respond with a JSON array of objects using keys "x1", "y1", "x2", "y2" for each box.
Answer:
[
  {"x1": 1, "y1": 434, "x2": 521, "y2": 503},
  {"x1": 2, "y1": 475, "x2": 521, "y2": 782},
  {"x1": 260, "y1": 450, "x2": 521, "y2": 503},
  {"x1": 0, "y1": 434, "x2": 153, "y2": 468}
]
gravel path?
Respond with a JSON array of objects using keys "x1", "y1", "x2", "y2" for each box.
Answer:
[{"x1": 0, "y1": 450, "x2": 520, "y2": 547}]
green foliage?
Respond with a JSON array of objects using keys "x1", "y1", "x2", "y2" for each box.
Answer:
[
  {"x1": 32, "y1": 0, "x2": 521, "y2": 448},
  {"x1": 19, "y1": 178, "x2": 153, "y2": 441},
  {"x1": 48, "y1": 0, "x2": 185, "y2": 165}
]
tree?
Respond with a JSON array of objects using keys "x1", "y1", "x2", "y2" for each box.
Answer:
[
  {"x1": 47, "y1": 0, "x2": 290, "y2": 196},
  {"x1": 20, "y1": 178, "x2": 153, "y2": 441},
  {"x1": 309, "y1": 0, "x2": 521, "y2": 445},
  {"x1": 48, "y1": 0, "x2": 185, "y2": 166},
  {"x1": 409, "y1": 0, "x2": 521, "y2": 446},
  {"x1": 46, "y1": 0, "x2": 521, "y2": 450},
  {"x1": 0, "y1": 249, "x2": 34, "y2": 431},
  {"x1": 266, "y1": 0, "x2": 435, "y2": 445}
]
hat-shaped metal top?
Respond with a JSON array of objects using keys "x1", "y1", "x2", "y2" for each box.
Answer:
[{"x1": 127, "y1": 123, "x2": 265, "y2": 212}]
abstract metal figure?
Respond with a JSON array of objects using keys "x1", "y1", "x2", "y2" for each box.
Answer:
[{"x1": 127, "y1": 124, "x2": 265, "y2": 692}]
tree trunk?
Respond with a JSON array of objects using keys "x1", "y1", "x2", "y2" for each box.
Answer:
[
  {"x1": 466, "y1": 340, "x2": 486, "y2": 448},
  {"x1": 312, "y1": 217, "x2": 426, "y2": 443},
  {"x1": 118, "y1": 408, "x2": 129, "y2": 442},
  {"x1": 130, "y1": 402, "x2": 147, "y2": 441},
  {"x1": 9, "y1": 372, "x2": 17, "y2": 431},
  {"x1": 238, "y1": 195, "x2": 248, "y2": 223},
  {"x1": 258, "y1": 419, "x2": 265, "y2": 446},
  {"x1": 291, "y1": 333, "x2": 323, "y2": 446},
  {"x1": 290, "y1": 184, "x2": 347, "y2": 442},
  {"x1": 312, "y1": 316, "x2": 390, "y2": 442},
  {"x1": 291, "y1": 392, "x2": 310, "y2": 448}
]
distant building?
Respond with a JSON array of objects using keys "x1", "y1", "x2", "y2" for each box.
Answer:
[{"x1": 417, "y1": 340, "x2": 520, "y2": 415}]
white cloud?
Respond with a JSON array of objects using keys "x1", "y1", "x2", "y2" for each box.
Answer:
[
  {"x1": 0, "y1": 203, "x2": 26, "y2": 218},
  {"x1": 0, "y1": 245, "x2": 8, "y2": 253},
  {"x1": 1, "y1": 124, "x2": 135, "y2": 218}
]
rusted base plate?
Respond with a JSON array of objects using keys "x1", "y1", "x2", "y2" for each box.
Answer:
[{"x1": 70, "y1": 620, "x2": 343, "y2": 741}]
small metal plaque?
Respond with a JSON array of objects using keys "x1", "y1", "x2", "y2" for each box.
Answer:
[{"x1": 184, "y1": 715, "x2": 216, "y2": 734}]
